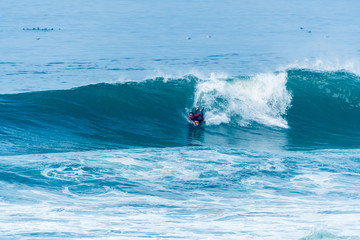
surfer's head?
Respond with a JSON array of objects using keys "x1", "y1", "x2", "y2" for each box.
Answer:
[{"x1": 189, "y1": 112, "x2": 194, "y2": 119}]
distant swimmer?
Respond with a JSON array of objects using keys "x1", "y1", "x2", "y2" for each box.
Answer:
[
  {"x1": 188, "y1": 107, "x2": 205, "y2": 126},
  {"x1": 22, "y1": 27, "x2": 56, "y2": 31}
]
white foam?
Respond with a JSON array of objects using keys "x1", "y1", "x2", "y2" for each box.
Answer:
[
  {"x1": 193, "y1": 72, "x2": 292, "y2": 128},
  {"x1": 1, "y1": 148, "x2": 360, "y2": 239}
]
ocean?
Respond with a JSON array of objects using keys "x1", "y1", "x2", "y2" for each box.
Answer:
[{"x1": 1, "y1": 0, "x2": 360, "y2": 239}]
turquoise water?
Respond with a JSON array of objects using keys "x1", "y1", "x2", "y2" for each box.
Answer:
[{"x1": 1, "y1": 1, "x2": 360, "y2": 239}]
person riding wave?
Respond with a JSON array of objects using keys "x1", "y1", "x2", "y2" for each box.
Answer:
[{"x1": 188, "y1": 107, "x2": 205, "y2": 126}]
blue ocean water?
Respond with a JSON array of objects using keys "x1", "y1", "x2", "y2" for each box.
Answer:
[{"x1": 1, "y1": 0, "x2": 360, "y2": 239}]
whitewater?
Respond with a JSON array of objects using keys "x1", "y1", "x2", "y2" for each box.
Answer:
[{"x1": 1, "y1": 1, "x2": 360, "y2": 239}]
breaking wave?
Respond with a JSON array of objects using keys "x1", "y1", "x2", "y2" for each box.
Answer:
[{"x1": 1, "y1": 68, "x2": 360, "y2": 155}]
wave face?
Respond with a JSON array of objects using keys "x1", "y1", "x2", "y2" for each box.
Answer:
[
  {"x1": 0, "y1": 77, "x2": 197, "y2": 155},
  {"x1": 1, "y1": 69, "x2": 360, "y2": 155},
  {"x1": 286, "y1": 69, "x2": 360, "y2": 148}
]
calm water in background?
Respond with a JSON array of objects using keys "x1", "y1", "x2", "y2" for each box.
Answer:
[
  {"x1": 1, "y1": 1, "x2": 360, "y2": 239},
  {"x1": 1, "y1": 0, "x2": 360, "y2": 92}
]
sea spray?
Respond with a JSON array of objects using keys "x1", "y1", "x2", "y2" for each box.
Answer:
[{"x1": 193, "y1": 72, "x2": 292, "y2": 128}]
